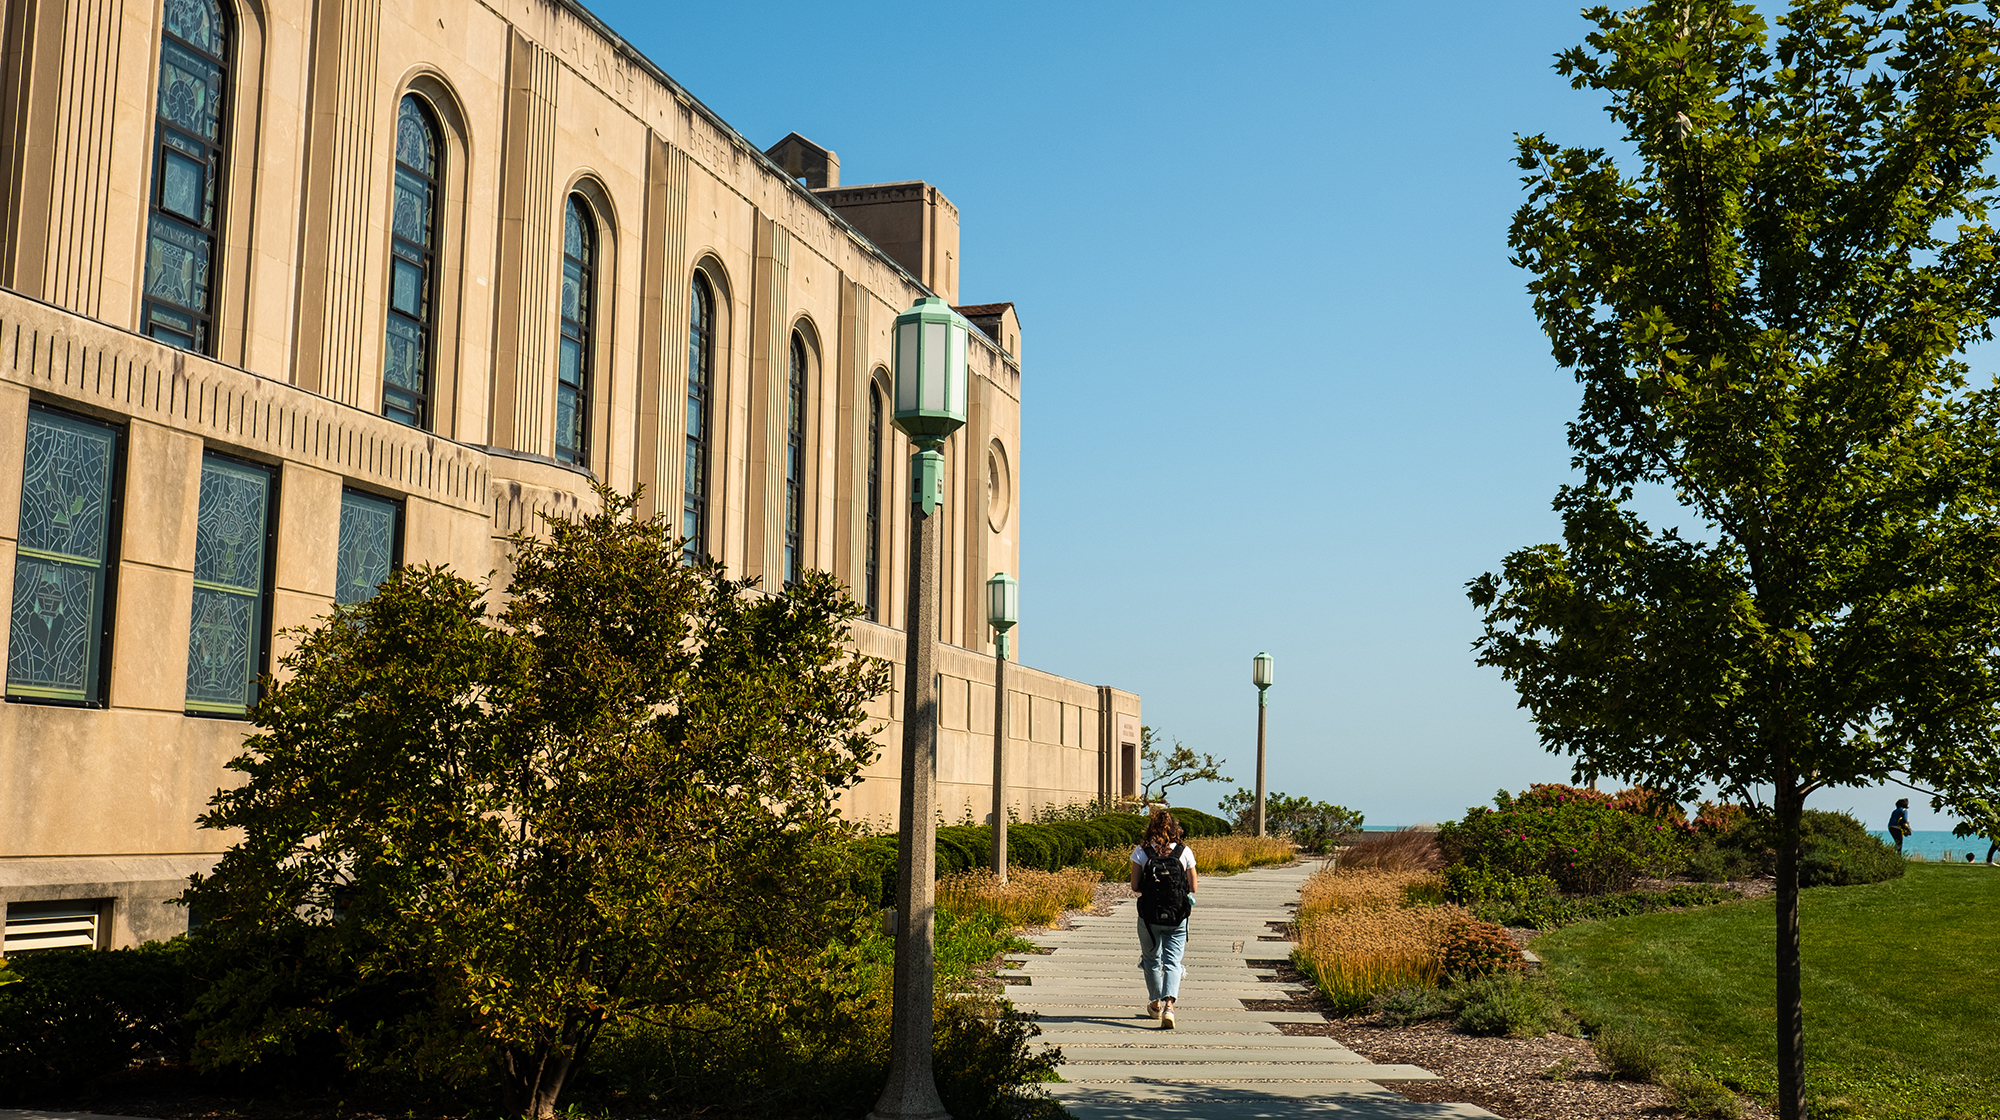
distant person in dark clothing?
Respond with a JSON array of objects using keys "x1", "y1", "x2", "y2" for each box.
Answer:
[
  {"x1": 1888, "y1": 799, "x2": 1912, "y2": 854},
  {"x1": 1987, "y1": 838, "x2": 1997, "y2": 866}
]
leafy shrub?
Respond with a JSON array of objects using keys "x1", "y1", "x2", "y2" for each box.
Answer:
[
  {"x1": 1592, "y1": 1027, "x2": 1669, "y2": 1082},
  {"x1": 0, "y1": 940, "x2": 198, "y2": 1093},
  {"x1": 1368, "y1": 986, "x2": 1455, "y2": 1026},
  {"x1": 1438, "y1": 918, "x2": 1523, "y2": 981},
  {"x1": 1338, "y1": 828, "x2": 1444, "y2": 872},
  {"x1": 1452, "y1": 972, "x2": 1567, "y2": 1038},
  {"x1": 1665, "y1": 1069, "x2": 1744, "y2": 1119},
  {"x1": 1684, "y1": 809, "x2": 1906, "y2": 887},
  {"x1": 1442, "y1": 865, "x2": 1561, "y2": 909},
  {"x1": 1217, "y1": 790, "x2": 1363, "y2": 853},
  {"x1": 1437, "y1": 785, "x2": 1690, "y2": 894}
]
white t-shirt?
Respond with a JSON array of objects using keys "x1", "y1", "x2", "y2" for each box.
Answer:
[{"x1": 1130, "y1": 843, "x2": 1198, "y2": 873}]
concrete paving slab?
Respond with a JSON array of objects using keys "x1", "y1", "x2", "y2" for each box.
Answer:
[
  {"x1": 1048, "y1": 1084, "x2": 1503, "y2": 1119},
  {"x1": 1058, "y1": 1045, "x2": 1367, "y2": 1062},
  {"x1": 1058, "y1": 1062, "x2": 1441, "y2": 1082}
]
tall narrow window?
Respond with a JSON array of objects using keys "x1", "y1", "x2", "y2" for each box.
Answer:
[
  {"x1": 336, "y1": 489, "x2": 401, "y2": 605},
  {"x1": 556, "y1": 195, "x2": 594, "y2": 466},
  {"x1": 383, "y1": 96, "x2": 440, "y2": 429},
  {"x1": 683, "y1": 273, "x2": 714, "y2": 564},
  {"x1": 141, "y1": 0, "x2": 230, "y2": 352},
  {"x1": 865, "y1": 383, "x2": 883, "y2": 622},
  {"x1": 7, "y1": 407, "x2": 121, "y2": 704},
  {"x1": 785, "y1": 333, "x2": 808, "y2": 587},
  {"x1": 186, "y1": 454, "x2": 273, "y2": 715}
]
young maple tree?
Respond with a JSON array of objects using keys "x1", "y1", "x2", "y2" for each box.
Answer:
[
  {"x1": 183, "y1": 486, "x2": 888, "y2": 1117},
  {"x1": 1471, "y1": 4, "x2": 2000, "y2": 1118}
]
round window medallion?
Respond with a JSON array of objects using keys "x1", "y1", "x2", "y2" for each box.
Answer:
[{"x1": 986, "y1": 441, "x2": 1011, "y2": 531}]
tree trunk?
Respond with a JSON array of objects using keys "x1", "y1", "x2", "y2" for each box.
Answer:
[
  {"x1": 1774, "y1": 758, "x2": 1806, "y2": 1120},
  {"x1": 502, "y1": 1043, "x2": 575, "y2": 1120}
]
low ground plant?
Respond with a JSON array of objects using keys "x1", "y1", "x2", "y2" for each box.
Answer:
[
  {"x1": 1336, "y1": 828, "x2": 1443, "y2": 872},
  {"x1": 1189, "y1": 833, "x2": 1294, "y2": 874},
  {"x1": 936, "y1": 868, "x2": 1098, "y2": 928},
  {"x1": 1452, "y1": 971, "x2": 1571, "y2": 1038},
  {"x1": 1537, "y1": 863, "x2": 2000, "y2": 1119},
  {"x1": 1367, "y1": 986, "x2": 1456, "y2": 1026},
  {"x1": 1592, "y1": 1027, "x2": 1671, "y2": 1083}
]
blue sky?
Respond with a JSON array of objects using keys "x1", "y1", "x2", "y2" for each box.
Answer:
[{"x1": 588, "y1": 0, "x2": 1968, "y2": 831}]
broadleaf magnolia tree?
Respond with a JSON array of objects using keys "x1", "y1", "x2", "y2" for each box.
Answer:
[
  {"x1": 184, "y1": 486, "x2": 888, "y2": 1118},
  {"x1": 1471, "y1": 4, "x2": 2000, "y2": 1118}
]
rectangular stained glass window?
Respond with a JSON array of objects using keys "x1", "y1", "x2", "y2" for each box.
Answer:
[
  {"x1": 336, "y1": 489, "x2": 400, "y2": 606},
  {"x1": 7, "y1": 407, "x2": 121, "y2": 704},
  {"x1": 186, "y1": 454, "x2": 273, "y2": 715}
]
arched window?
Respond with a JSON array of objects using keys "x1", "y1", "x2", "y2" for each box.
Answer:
[
  {"x1": 866, "y1": 381, "x2": 884, "y2": 621},
  {"x1": 141, "y1": 0, "x2": 230, "y2": 353},
  {"x1": 784, "y1": 332, "x2": 808, "y2": 587},
  {"x1": 383, "y1": 96, "x2": 440, "y2": 429},
  {"x1": 556, "y1": 194, "x2": 594, "y2": 466},
  {"x1": 683, "y1": 272, "x2": 715, "y2": 564}
]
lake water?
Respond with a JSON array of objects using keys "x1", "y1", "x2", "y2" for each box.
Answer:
[{"x1": 1870, "y1": 829, "x2": 1999, "y2": 862}]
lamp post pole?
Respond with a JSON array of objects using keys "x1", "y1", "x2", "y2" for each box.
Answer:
[
  {"x1": 1253, "y1": 652, "x2": 1274, "y2": 838},
  {"x1": 871, "y1": 297, "x2": 970, "y2": 1120},
  {"x1": 987, "y1": 572, "x2": 1018, "y2": 881}
]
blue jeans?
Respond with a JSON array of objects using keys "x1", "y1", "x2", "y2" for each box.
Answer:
[{"x1": 1138, "y1": 916, "x2": 1188, "y2": 1001}]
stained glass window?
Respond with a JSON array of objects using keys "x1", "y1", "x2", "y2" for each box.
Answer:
[
  {"x1": 556, "y1": 195, "x2": 594, "y2": 466},
  {"x1": 384, "y1": 96, "x2": 439, "y2": 429},
  {"x1": 335, "y1": 490, "x2": 400, "y2": 606},
  {"x1": 141, "y1": 0, "x2": 230, "y2": 353},
  {"x1": 186, "y1": 454, "x2": 271, "y2": 714},
  {"x1": 683, "y1": 272, "x2": 714, "y2": 565},
  {"x1": 7, "y1": 408, "x2": 121, "y2": 703},
  {"x1": 785, "y1": 333, "x2": 807, "y2": 587},
  {"x1": 866, "y1": 382, "x2": 883, "y2": 622}
]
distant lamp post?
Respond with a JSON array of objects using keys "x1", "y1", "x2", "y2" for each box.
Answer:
[
  {"x1": 986, "y1": 571, "x2": 1019, "y2": 882},
  {"x1": 871, "y1": 296, "x2": 969, "y2": 1120},
  {"x1": 1253, "y1": 652, "x2": 1274, "y2": 837}
]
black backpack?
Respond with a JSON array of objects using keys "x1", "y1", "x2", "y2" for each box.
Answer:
[{"x1": 1139, "y1": 842, "x2": 1191, "y2": 925}]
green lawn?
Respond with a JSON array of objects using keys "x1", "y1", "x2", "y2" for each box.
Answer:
[{"x1": 1533, "y1": 863, "x2": 2000, "y2": 1120}]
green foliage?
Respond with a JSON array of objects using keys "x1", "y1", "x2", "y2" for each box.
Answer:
[
  {"x1": 1367, "y1": 986, "x2": 1456, "y2": 1027},
  {"x1": 1693, "y1": 810, "x2": 1907, "y2": 888},
  {"x1": 183, "y1": 486, "x2": 888, "y2": 1117},
  {"x1": 1451, "y1": 972, "x2": 1569, "y2": 1039},
  {"x1": 1437, "y1": 785, "x2": 1689, "y2": 894},
  {"x1": 1593, "y1": 1027, "x2": 1670, "y2": 1083},
  {"x1": 1137, "y1": 725, "x2": 1230, "y2": 804},
  {"x1": 1666, "y1": 1069, "x2": 1746, "y2": 1120},
  {"x1": 0, "y1": 940, "x2": 198, "y2": 1093},
  {"x1": 1442, "y1": 865, "x2": 1562, "y2": 910},
  {"x1": 1439, "y1": 918, "x2": 1525, "y2": 981},
  {"x1": 1216, "y1": 789, "x2": 1364, "y2": 853},
  {"x1": 1537, "y1": 864, "x2": 2000, "y2": 1119}
]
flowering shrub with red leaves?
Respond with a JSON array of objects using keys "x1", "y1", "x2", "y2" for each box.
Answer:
[
  {"x1": 1435, "y1": 785, "x2": 1691, "y2": 895},
  {"x1": 1438, "y1": 917, "x2": 1523, "y2": 980}
]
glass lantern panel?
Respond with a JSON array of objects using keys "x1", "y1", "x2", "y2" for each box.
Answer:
[
  {"x1": 920, "y1": 320, "x2": 947, "y2": 411},
  {"x1": 896, "y1": 321, "x2": 919, "y2": 413}
]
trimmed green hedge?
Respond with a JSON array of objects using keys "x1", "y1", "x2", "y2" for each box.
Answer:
[{"x1": 850, "y1": 808, "x2": 1229, "y2": 907}]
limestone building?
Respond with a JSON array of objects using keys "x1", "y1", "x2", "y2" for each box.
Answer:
[{"x1": 0, "y1": 0, "x2": 1142, "y2": 952}]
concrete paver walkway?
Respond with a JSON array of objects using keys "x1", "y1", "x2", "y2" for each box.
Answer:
[{"x1": 1005, "y1": 862, "x2": 1499, "y2": 1119}]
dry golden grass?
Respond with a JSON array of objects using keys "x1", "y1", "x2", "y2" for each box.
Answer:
[
  {"x1": 1297, "y1": 868, "x2": 1445, "y2": 922},
  {"x1": 936, "y1": 866, "x2": 1100, "y2": 928},
  {"x1": 1292, "y1": 903, "x2": 1471, "y2": 1012},
  {"x1": 1336, "y1": 827, "x2": 1443, "y2": 872},
  {"x1": 1189, "y1": 833, "x2": 1296, "y2": 874}
]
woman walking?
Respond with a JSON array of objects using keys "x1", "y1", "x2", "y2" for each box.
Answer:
[{"x1": 1129, "y1": 809, "x2": 1199, "y2": 1029}]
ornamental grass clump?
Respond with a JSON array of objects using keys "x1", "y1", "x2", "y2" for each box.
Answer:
[
  {"x1": 1336, "y1": 827, "x2": 1444, "y2": 872},
  {"x1": 936, "y1": 867, "x2": 1099, "y2": 928},
  {"x1": 1297, "y1": 868, "x2": 1444, "y2": 922},
  {"x1": 1189, "y1": 833, "x2": 1295, "y2": 874},
  {"x1": 1291, "y1": 904, "x2": 1467, "y2": 1013}
]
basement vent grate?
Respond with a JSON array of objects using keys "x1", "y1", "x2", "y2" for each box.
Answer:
[{"x1": 3, "y1": 901, "x2": 101, "y2": 953}]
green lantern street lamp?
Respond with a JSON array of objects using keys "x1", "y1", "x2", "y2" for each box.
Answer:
[
  {"x1": 870, "y1": 296, "x2": 971, "y2": 1120},
  {"x1": 1253, "y1": 652, "x2": 1274, "y2": 837},
  {"x1": 986, "y1": 571, "x2": 1019, "y2": 882}
]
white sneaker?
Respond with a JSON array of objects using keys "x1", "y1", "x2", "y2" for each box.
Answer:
[{"x1": 1144, "y1": 1000, "x2": 1161, "y2": 1020}]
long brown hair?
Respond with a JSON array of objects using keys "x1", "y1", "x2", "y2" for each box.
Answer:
[{"x1": 1142, "y1": 809, "x2": 1182, "y2": 851}]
